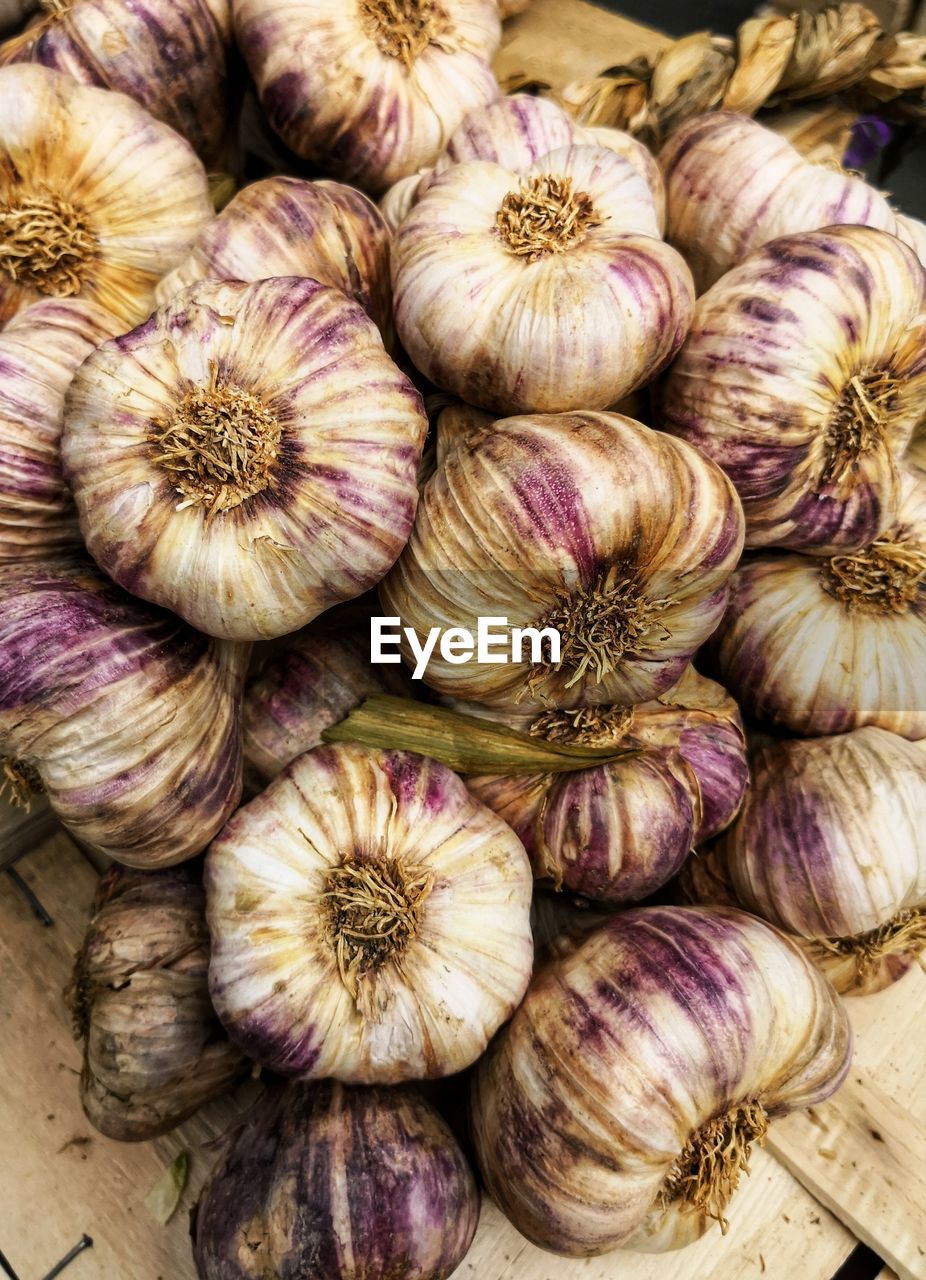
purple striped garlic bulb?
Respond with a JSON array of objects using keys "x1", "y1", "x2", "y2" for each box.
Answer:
[
  {"x1": 661, "y1": 111, "x2": 926, "y2": 292},
  {"x1": 393, "y1": 144, "x2": 691, "y2": 414},
  {"x1": 233, "y1": 0, "x2": 501, "y2": 195},
  {"x1": 0, "y1": 0, "x2": 231, "y2": 162},
  {"x1": 243, "y1": 624, "x2": 411, "y2": 789},
  {"x1": 681, "y1": 728, "x2": 926, "y2": 996},
  {"x1": 206, "y1": 743, "x2": 533, "y2": 1082},
  {"x1": 0, "y1": 66, "x2": 212, "y2": 329},
  {"x1": 661, "y1": 225, "x2": 926, "y2": 556},
  {"x1": 381, "y1": 412, "x2": 744, "y2": 710},
  {"x1": 155, "y1": 177, "x2": 394, "y2": 344},
  {"x1": 68, "y1": 864, "x2": 247, "y2": 1141},
  {"x1": 0, "y1": 297, "x2": 114, "y2": 563},
  {"x1": 471, "y1": 905, "x2": 852, "y2": 1255},
  {"x1": 0, "y1": 560, "x2": 246, "y2": 866},
  {"x1": 193, "y1": 1080, "x2": 479, "y2": 1280},
  {"x1": 62, "y1": 277, "x2": 427, "y2": 641},
  {"x1": 458, "y1": 667, "x2": 748, "y2": 904},
  {"x1": 710, "y1": 467, "x2": 926, "y2": 740}
]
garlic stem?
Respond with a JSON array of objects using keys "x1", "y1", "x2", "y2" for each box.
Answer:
[{"x1": 661, "y1": 1100, "x2": 769, "y2": 1233}]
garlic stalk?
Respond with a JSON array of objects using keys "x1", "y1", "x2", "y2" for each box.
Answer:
[
  {"x1": 661, "y1": 224, "x2": 926, "y2": 555},
  {"x1": 680, "y1": 728, "x2": 926, "y2": 996},
  {"x1": 393, "y1": 144, "x2": 691, "y2": 413},
  {"x1": 62, "y1": 277, "x2": 427, "y2": 641},
  {"x1": 193, "y1": 1080, "x2": 479, "y2": 1280},
  {"x1": 710, "y1": 467, "x2": 926, "y2": 739},
  {"x1": 67, "y1": 864, "x2": 247, "y2": 1140},
  {"x1": 660, "y1": 111, "x2": 926, "y2": 292},
  {"x1": 0, "y1": 296, "x2": 114, "y2": 563},
  {"x1": 0, "y1": 559, "x2": 246, "y2": 867},
  {"x1": 233, "y1": 0, "x2": 502, "y2": 194},
  {"x1": 381, "y1": 411, "x2": 744, "y2": 710},
  {"x1": 0, "y1": 66, "x2": 212, "y2": 329},
  {"x1": 471, "y1": 904, "x2": 851, "y2": 1254},
  {"x1": 206, "y1": 743, "x2": 533, "y2": 1082},
  {"x1": 156, "y1": 177, "x2": 394, "y2": 344},
  {"x1": 0, "y1": 0, "x2": 231, "y2": 162},
  {"x1": 458, "y1": 667, "x2": 748, "y2": 904}
]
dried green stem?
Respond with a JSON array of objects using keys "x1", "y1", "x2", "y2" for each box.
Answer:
[
  {"x1": 0, "y1": 189, "x2": 96, "y2": 296},
  {"x1": 821, "y1": 369, "x2": 897, "y2": 485},
  {"x1": 0, "y1": 756, "x2": 43, "y2": 809},
  {"x1": 820, "y1": 534, "x2": 926, "y2": 615},
  {"x1": 150, "y1": 377, "x2": 280, "y2": 517},
  {"x1": 496, "y1": 174, "x2": 600, "y2": 261},
  {"x1": 358, "y1": 0, "x2": 447, "y2": 68},
  {"x1": 808, "y1": 907, "x2": 926, "y2": 984},
  {"x1": 661, "y1": 1100, "x2": 769, "y2": 1232},
  {"x1": 529, "y1": 704, "x2": 633, "y2": 746}
]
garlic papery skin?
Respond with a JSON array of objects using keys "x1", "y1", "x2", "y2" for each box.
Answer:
[
  {"x1": 0, "y1": 65, "x2": 213, "y2": 328},
  {"x1": 67, "y1": 864, "x2": 247, "y2": 1141},
  {"x1": 205, "y1": 743, "x2": 533, "y2": 1082},
  {"x1": 0, "y1": 0, "x2": 231, "y2": 162},
  {"x1": 0, "y1": 559, "x2": 246, "y2": 867},
  {"x1": 193, "y1": 1080, "x2": 479, "y2": 1280},
  {"x1": 380, "y1": 171, "x2": 427, "y2": 232},
  {"x1": 233, "y1": 0, "x2": 501, "y2": 195},
  {"x1": 471, "y1": 905, "x2": 851, "y2": 1255},
  {"x1": 498, "y1": 0, "x2": 532, "y2": 15},
  {"x1": 710, "y1": 469, "x2": 926, "y2": 739},
  {"x1": 462, "y1": 668, "x2": 748, "y2": 904},
  {"x1": 155, "y1": 177, "x2": 394, "y2": 344},
  {"x1": 661, "y1": 111, "x2": 924, "y2": 292},
  {"x1": 0, "y1": 296, "x2": 114, "y2": 563},
  {"x1": 393, "y1": 145, "x2": 691, "y2": 414},
  {"x1": 243, "y1": 624, "x2": 412, "y2": 788},
  {"x1": 683, "y1": 728, "x2": 926, "y2": 997},
  {"x1": 62, "y1": 277, "x2": 427, "y2": 642},
  {"x1": 381, "y1": 411, "x2": 744, "y2": 710},
  {"x1": 661, "y1": 225, "x2": 926, "y2": 555}
]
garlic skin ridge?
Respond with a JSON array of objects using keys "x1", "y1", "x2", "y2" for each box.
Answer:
[
  {"x1": 392, "y1": 144, "x2": 692, "y2": 415},
  {"x1": 381, "y1": 411, "x2": 744, "y2": 711},
  {"x1": 0, "y1": 560, "x2": 247, "y2": 868},
  {"x1": 62, "y1": 277, "x2": 428, "y2": 642},
  {"x1": 233, "y1": 0, "x2": 502, "y2": 194},
  {"x1": 471, "y1": 904, "x2": 852, "y2": 1255},
  {"x1": 205, "y1": 743, "x2": 534, "y2": 1083},
  {"x1": 0, "y1": 65, "x2": 213, "y2": 328}
]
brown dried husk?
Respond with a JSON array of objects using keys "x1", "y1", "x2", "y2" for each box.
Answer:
[{"x1": 67, "y1": 864, "x2": 247, "y2": 1141}]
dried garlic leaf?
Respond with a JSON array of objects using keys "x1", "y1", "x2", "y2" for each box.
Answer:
[
  {"x1": 649, "y1": 34, "x2": 735, "y2": 135},
  {"x1": 723, "y1": 15, "x2": 796, "y2": 114},
  {"x1": 145, "y1": 1151, "x2": 190, "y2": 1225}
]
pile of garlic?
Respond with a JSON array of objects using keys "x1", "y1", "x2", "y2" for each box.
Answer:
[{"x1": 1, "y1": 8, "x2": 924, "y2": 1277}]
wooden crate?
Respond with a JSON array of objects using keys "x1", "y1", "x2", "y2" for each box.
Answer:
[{"x1": 2, "y1": 4, "x2": 921, "y2": 1279}]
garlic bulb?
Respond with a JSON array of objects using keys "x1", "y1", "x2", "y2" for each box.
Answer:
[
  {"x1": 0, "y1": 560, "x2": 246, "y2": 866},
  {"x1": 67, "y1": 864, "x2": 247, "y2": 1141},
  {"x1": 0, "y1": 0, "x2": 231, "y2": 162},
  {"x1": 0, "y1": 65, "x2": 212, "y2": 328},
  {"x1": 393, "y1": 144, "x2": 691, "y2": 413},
  {"x1": 381, "y1": 411, "x2": 744, "y2": 710},
  {"x1": 243, "y1": 624, "x2": 411, "y2": 788},
  {"x1": 681, "y1": 728, "x2": 926, "y2": 996},
  {"x1": 62, "y1": 277, "x2": 427, "y2": 641},
  {"x1": 193, "y1": 1080, "x2": 479, "y2": 1280},
  {"x1": 233, "y1": 0, "x2": 502, "y2": 194},
  {"x1": 155, "y1": 177, "x2": 394, "y2": 343},
  {"x1": 206, "y1": 743, "x2": 533, "y2": 1082},
  {"x1": 380, "y1": 171, "x2": 425, "y2": 233},
  {"x1": 471, "y1": 905, "x2": 852, "y2": 1255},
  {"x1": 661, "y1": 111, "x2": 926, "y2": 291},
  {"x1": 710, "y1": 468, "x2": 926, "y2": 739},
  {"x1": 461, "y1": 667, "x2": 748, "y2": 904},
  {"x1": 661, "y1": 225, "x2": 926, "y2": 555},
  {"x1": 0, "y1": 296, "x2": 114, "y2": 563}
]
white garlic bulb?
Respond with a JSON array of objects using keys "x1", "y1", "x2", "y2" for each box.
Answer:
[
  {"x1": 62, "y1": 277, "x2": 427, "y2": 642},
  {"x1": 393, "y1": 145, "x2": 692, "y2": 414},
  {"x1": 206, "y1": 743, "x2": 534, "y2": 1082},
  {"x1": 661, "y1": 225, "x2": 926, "y2": 555},
  {"x1": 233, "y1": 0, "x2": 502, "y2": 194},
  {"x1": 0, "y1": 65, "x2": 213, "y2": 328}
]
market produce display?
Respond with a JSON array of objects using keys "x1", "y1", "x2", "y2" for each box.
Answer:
[{"x1": 1, "y1": 0, "x2": 924, "y2": 1275}]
